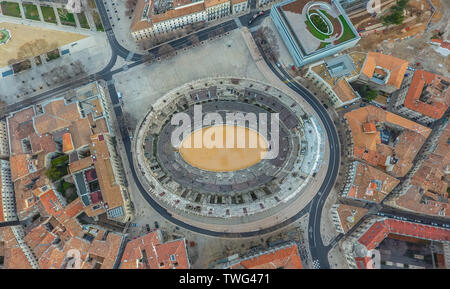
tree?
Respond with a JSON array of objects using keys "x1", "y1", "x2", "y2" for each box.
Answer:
[
  {"x1": 359, "y1": 85, "x2": 378, "y2": 101},
  {"x1": 46, "y1": 154, "x2": 69, "y2": 181},
  {"x1": 382, "y1": 0, "x2": 409, "y2": 26},
  {"x1": 158, "y1": 43, "x2": 176, "y2": 59},
  {"x1": 254, "y1": 27, "x2": 280, "y2": 63},
  {"x1": 188, "y1": 34, "x2": 200, "y2": 46}
]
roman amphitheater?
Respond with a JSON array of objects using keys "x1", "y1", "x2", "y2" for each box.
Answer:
[{"x1": 133, "y1": 77, "x2": 329, "y2": 232}]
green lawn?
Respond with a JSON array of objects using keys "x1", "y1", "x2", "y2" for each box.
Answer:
[
  {"x1": 57, "y1": 8, "x2": 76, "y2": 26},
  {"x1": 41, "y1": 6, "x2": 57, "y2": 23},
  {"x1": 305, "y1": 19, "x2": 329, "y2": 41},
  {"x1": 23, "y1": 3, "x2": 40, "y2": 21},
  {"x1": 92, "y1": 10, "x2": 104, "y2": 32},
  {"x1": 336, "y1": 15, "x2": 356, "y2": 44},
  {"x1": 46, "y1": 49, "x2": 60, "y2": 61},
  {"x1": 77, "y1": 11, "x2": 90, "y2": 29},
  {"x1": 318, "y1": 42, "x2": 330, "y2": 49},
  {"x1": 0, "y1": 29, "x2": 10, "y2": 43},
  {"x1": 0, "y1": 1, "x2": 21, "y2": 18},
  {"x1": 46, "y1": 154, "x2": 69, "y2": 181}
]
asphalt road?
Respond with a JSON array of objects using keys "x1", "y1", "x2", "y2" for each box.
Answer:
[
  {"x1": 106, "y1": 20, "x2": 341, "y2": 270},
  {"x1": 254, "y1": 42, "x2": 341, "y2": 269},
  {"x1": 95, "y1": 0, "x2": 142, "y2": 62},
  {"x1": 2, "y1": 2, "x2": 340, "y2": 267},
  {"x1": 3, "y1": 1, "x2": 447, "y2": 269}
]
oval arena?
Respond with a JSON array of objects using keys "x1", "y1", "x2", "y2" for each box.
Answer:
[{"x1": 133, "y1": 77, "x2": 328, "y2": 232}]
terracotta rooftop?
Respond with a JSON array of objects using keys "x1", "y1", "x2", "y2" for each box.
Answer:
[
  {"x1": 37, "y1": 188, "x2": 65, "y2": 219},
  {"x1": 130, "y1": 0, "x2": 153, "y2": 32},
  {"x1": 62, "y1": 230, "x2": 125, "y2": 269},
  {"x1": 13, "y1": 170, "x2": 45, "y2": 219},
  {"x1": 120, "y1": 230, "x2": 190, "y2": 269},
  {"x1": 334, "y1": 204, "x2": 368, "y2": 233},
  {"x1": 392, "y1": 122, "x2": 450, "y2": 217},
  {"x1": 346, "y1": 161, "x2": 400, "y2": 203},
  {"x1": 62, "y1": 132, "x2": 74, "y2": 153},
  {"x1": 230, "y1": 243, "x2": 303, "y2": 269},
  {"x1": 345, "y1": 106, "x2": 431, "y2": 177},
  {"x1": 38, "y1": 245, "x2": 66, "y2": 269},
  {"x1": 7, "y1": 107, "x2": 42, "y2": 155},
  {"x1": 403, "y1": 70, "x2": 449, "y2": 120},
  {"x1": 33, "y1": 99, "x2": 81, "y2": 135},
  {"x1": 0, "y1": 227, "x2": 33, "y2": 269},
  {"x1": 357, "y1": 218, "x2": 450, "y2": 253},
  {"x1": 69, "y1": 157, "x2": 93, "y2": 173},
  {"x1": 24, "y1": 224, "x2": 58, "y2": 260},
  {"x1": 431, "y1": 39, "x2": 450, "y2": 50},
  {"x1": 205, "y1": 0, "x2": 229, "y2": 8},
  {"x1": 90, "y1": 134, "x2": 124, "y2": 213},
  {"x1": 333, "y1": 78, "x2": 359, "y2": 103},
  {"x1": 151, "y1": 2, "x2": 205, "y2": 24},
  {"x1": 362, "y1": 52, "x2": 408, "y2": 89},
  {"x1": 131, "y1": 0, "x2": 211, "y2": 32},
  {"x1": 69, "y1": 118, "x2": 92, "y2": 150}
]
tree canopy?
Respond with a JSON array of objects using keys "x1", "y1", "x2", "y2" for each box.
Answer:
[{"x1": 382, "y1": 0, "x2": 409, "y2": 26}]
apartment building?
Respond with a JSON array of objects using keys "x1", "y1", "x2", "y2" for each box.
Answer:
[
  {"x1": 342, "y1": 216, "x2": 450, "y2": 269},
  {"x1": 330, "y1": 204, "x2": 368, "y2": 234},
  {"x1": 0, "y1": 120, "x2": 9, "y2": 158},
  {"x1": 344, "y1": 105, "x2": 431, "y2": 178},
  {"x1": 120, "y1": 230, "x2": 190, "y2": 269},
  {"x1": 5, "y1": 82, "x2": 132, "y2": 223},
  {"x1": 355, "y1": 52, "x2": 408, "y2": 94},
  {"x1": 131, "y1": 0, "x2": 248, "y2": 39},
  {"x1": 231, "y1": 0, "x2": 248, "y2": 13},
  {"x1": 391, "y1": 69, "x2": 449, "y2": 124},
  {"x1": 1, "y1": 160, "x2": 17, "y2": 222},
  {"x1": 305, "y1": 52, "x2": 366, "y2": 108},
  {"x1": 221, "y1": 241, "x2": 303, "y2": 269}
]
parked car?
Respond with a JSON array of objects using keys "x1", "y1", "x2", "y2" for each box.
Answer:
[
  {"x1": 248, "y1": 11, "x2": 264, "y2": 24},
  {"x1": 146, "y1": 224, "x2": 151, "y2": 232},
  {"x1": 154, "y1": 221, "x2": 159, "y2": 229}
]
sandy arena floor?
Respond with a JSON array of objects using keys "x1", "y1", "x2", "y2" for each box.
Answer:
[
  {"x1": 0, "y1": 22, "x2": 88, "y2": 66},
  {"x1": 179, "y1": 125, "x2": 268, "y2": 172}
]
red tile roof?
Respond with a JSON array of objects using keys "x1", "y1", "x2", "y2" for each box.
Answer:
[
  {"x1": 358, "y1": 218, "x2": 450, "y2": 252},
  {"x1": 62, "y1": 132, "x2": 74, "y2": 153},
  {"x1": 38, "y1": 189, "x2": 64, "y2": 219},
  {"x1": 403, "y1": 70, "x2": 449, "y2": 120},
  {"x1": 230, "y1": 244, "x2": 303, "y2": 269},
  {"x1": 362, "y1": 52, "x2": 408, "y2": 89},
  {"x1": 120, "y1": 230, "x2": 190, "y2": 269}
]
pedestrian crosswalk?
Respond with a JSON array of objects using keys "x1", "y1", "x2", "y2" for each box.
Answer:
[{"x1": 312, "y1": 259, "x2": 321, "y2": 269}]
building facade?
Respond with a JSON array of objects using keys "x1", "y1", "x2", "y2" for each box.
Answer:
[
  {"x1": 231, "y1": 0, "x2": 248, "y2": 13},
  {"x1": 131, "y1": 0, "x2": 248, "y2": 39},
  {"x1": 271, "y1": 0, "x2": 360, "y2": 67},
  {"x1": 391, "y1": 69, "x2": 449, "y2": 124}
]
